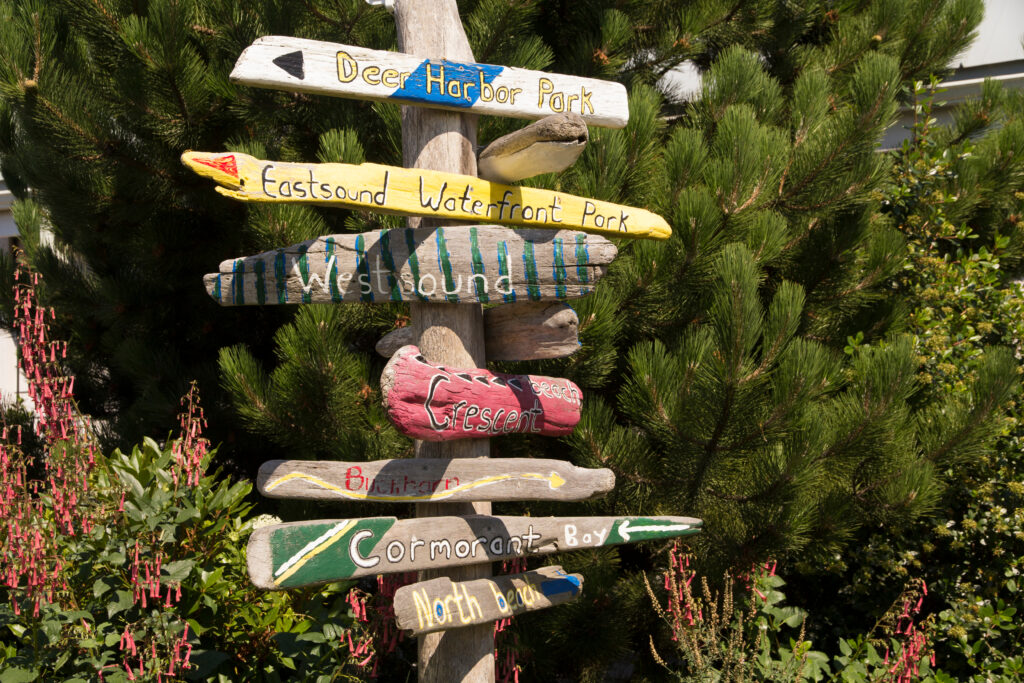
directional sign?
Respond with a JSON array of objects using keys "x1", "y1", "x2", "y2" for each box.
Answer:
[
  {"x1": 381, "y1": 345, "x2": 581, "y2": 441},
  {"x1": 230, "y1": 36, "x2": 629, "y2": 128},
  {"x1": 376, "y1": 302, "x2": 580, "y2": 361},
  {"x1": 181, "y1": 152, "x2": 671, "y2": 240},
  {"x1": 203, "y1": 226, "x2": 615, "y2": 307},
  {"x1": 257, "y1": 458, "x2": 614, "y2": 503},
  {"x1": 247, "y1": 514, "x2": 702, "y2": 589},
  {"x1": 477, "y1": 114, "x2": 589, "y2": 183},
  {"x1": 393, "y1": 566, "x2": 583, "y2": 635}
]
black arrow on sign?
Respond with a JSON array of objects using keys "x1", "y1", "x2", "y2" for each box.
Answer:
[{"x1": 272, "y1": 51, "x2": 305, "y2": 80}]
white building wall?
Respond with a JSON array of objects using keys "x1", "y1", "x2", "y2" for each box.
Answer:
[{"x1": 0, "y1": 174, "x2": 34, "y2": 410}]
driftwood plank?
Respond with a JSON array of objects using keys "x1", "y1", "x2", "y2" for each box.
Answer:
[
  {"x1": 393, "y1": 566, "x2": 583, "y2": 634},
  {"x1": 257, "y1": 458, "x2": 614, "y2": 503},
  {"x1": 181, "y1": 152, "x2": 671, "y2": 240},
  {"x1": 203, "y1": 227, "x2": 614, "y2": 306},
  {"x1": 381, "y1": 345, "x2": 581, "y2": 441},
  {"x1": 247, "y1": 514, "x2": 702, "y2": 589},
  {"x1": 376, "y1": 302, "x2": 580, "y2": 361},
  {"x1": 477, "y1": 114, "x2": 588, "y2": 183},
  {"x1": 230, "y1": 36, "x2": 628, "y2": 129}
]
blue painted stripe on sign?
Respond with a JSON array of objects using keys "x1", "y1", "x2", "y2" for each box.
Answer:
[
  {"x1": 391, "y1": 59, "x2": 504, "y2": 108},
  {"x1": 540, "y1": 575, "x2": 581, "y2": 597}
]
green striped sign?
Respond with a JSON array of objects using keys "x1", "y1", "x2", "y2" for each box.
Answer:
[{"x1": 204, "y1": 226, "x2": 617, "y2": 306}]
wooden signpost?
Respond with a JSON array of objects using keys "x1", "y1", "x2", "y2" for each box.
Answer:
[
  {"x1": 190, "y1": 1, "x2": 701, "y2": 678},
  {"x1": 247, "y1": 514, "x2": 702, "y2": 589},
  {"x1": 181, "y1": 151, "x2": 671, "y2": 240},
  {"x1": 203, "y1": 226, "x2": 615, "y2": 307},
  {"x1": 380, "y1": 345, "x2": 582, "y2": 441},
  {"x1": 393, "y1": 566, "x2": 583, "y2": 635},
  {"x1": 257, "y1": 458, "x2": 615, "y2": 503},
  {"x1": 477, "y1": 114, "x2": 588, "y2": 183},
  {"x1": 376, "y1": 302, "x2": 580, "y2": 361},
  {"x1": 230, "y1": 36, "x2": 629, "y2": 128}
]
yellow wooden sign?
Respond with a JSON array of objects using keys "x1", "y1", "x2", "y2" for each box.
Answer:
[{"x1": 181, "y1": 152, "x2": 671, "y2": 240}]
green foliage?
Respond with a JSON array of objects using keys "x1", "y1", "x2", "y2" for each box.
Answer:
[
  {"x1": 645, "y1": 553, "x2": 938, "y2": 682},
  {"x1": 0, "y1": 438, "x2": 371, "y2": 682},
  {"x1": 218, "y1": 304, "x2": 407, "y2": 462},
  {"x1": 788, "y1": 79, "x2": 1024, "y2": 681},
  {"x1": 4, "y1": 0, "x2": 1019, "y2": 678}
]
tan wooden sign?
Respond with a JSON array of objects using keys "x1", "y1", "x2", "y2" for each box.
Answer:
[
  {"x1": 204, "y1": 226, "x2": 615, "y2": 307},
  {"x1": 230, "y1": 36, "x2": 629, "y2": 128},
  {"x1": 181, "y1": 152, "x2": 671, "y2": 240},
  {"x1": 247, "y1": 514, "x2": 702, "y2": 589},
  {"x1": 257, "y1": 458, "x2": 614, "y2": 503},
  {"x1": 393, "y1": 566, "x2": 583, "y2": 635},
  {"x1": 477, "y1": 114, "x2": 589, "y2": 183},
  {"x1": 376, "y1": 302, "x2": 580, "y2": 361}
]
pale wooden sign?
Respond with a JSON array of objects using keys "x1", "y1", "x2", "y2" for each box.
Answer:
[
  {"x1": 477, "y1": 114, "x2": 588, "y2": 183},
  {"x1": 230, "y1": 36, "x2": 629, "y2": 128},
  {"x1": 181, "y1": 152, "x2": 671, "y2": 240},
  {"x1": 393, "y1": 566, "x2": 583, "y2": 635},
  {"x1": 376, "y1": 302, "x2": 580, "y2": 361},
  {"x1": 204, "y1": 227, "x2": 614, "y2": 306},
  {"x1": 381, "y1": 345, "x2": 581, "y2": 441},
  {"x1": 258, "y1": 458, "x2": 615, "y2": 503},
  {"x1": 247, "y1": 514, "x2": 702, "y2": 589}
]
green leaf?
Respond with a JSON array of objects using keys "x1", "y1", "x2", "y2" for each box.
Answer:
[
  {"x1": 162, "y1": 559, "x2": 194, "y2": 583},
  {"x1": 107, "y1": 590, "x2": 134, "y2": 618},
  {"x1": 93, "y1": 577, "x2": 116, "y2": 599},
  {"x1": 119, "y1": 472, "x2": 145, "y2": 499},
  {"x1": 0, "y1": 667, "x2": 38, "y2": 682},
  {"x1": 186, "y1": 618, "x2": 207, "y2": 636}
]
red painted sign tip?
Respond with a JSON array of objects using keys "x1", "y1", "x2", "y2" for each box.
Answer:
[{"x1": 193, "y1": 154, "x2": 239, "y2": 178}]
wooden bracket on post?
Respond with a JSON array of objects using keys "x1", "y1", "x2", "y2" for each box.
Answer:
[{"x1": 392, "y1": 1, "x2": 495, "y2": 680}]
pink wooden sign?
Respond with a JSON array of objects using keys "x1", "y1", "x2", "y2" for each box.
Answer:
[{"x1": 380, "y1": 345, "x2": 582, "y2": 441}]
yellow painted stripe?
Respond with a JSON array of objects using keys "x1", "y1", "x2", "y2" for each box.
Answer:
[{"x1": 266, "y1": 471, "x2": 559, "y2": 502}]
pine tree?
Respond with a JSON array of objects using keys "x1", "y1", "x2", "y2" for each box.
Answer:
[{"x1": 1, "y1": 0, "x2": 1017, "y2": 679}]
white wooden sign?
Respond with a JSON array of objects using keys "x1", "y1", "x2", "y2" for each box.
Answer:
[
  {"x1": 393, "y1": 566, "x2": 583, "y2": 635},
  {"x1": 257, "y1": 458, "x2": 615, "y2": 503},
  {"x1": 231, "y1": 36, "x2": 629, "y2": 128}
]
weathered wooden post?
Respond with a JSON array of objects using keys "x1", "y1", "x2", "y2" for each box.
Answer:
[
  {"x1": 394, "y1": 1, "x2": 493, "y2": 679},
  {"x1": 185, "y1": 3, "x2": 702, "y2": 680}
]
